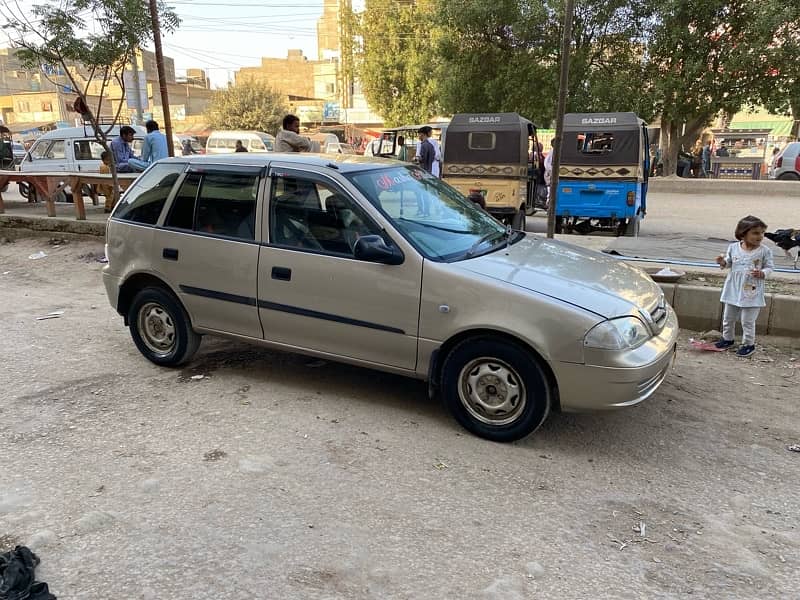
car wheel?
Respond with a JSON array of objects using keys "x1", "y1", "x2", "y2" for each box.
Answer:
[
  {"x1": 777, "y1": 172, "x2": 799, "y2": 181},
  {"x1": 440, "y1": 337, "x2": 551, "y2": 442},
  {"x1": 512, "y1": 208, "x2": 526, "y2": 231},
  {"x1": 128, "y1": 287, "x2": 201, "y2": 367}
]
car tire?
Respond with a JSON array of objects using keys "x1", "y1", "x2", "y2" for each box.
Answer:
[
  {"x1": 440, "y1": 337, "x2": 551, "y2": 442},
  {"x1": 512, "y1": 208, "x2": 526, "y2": 231},
  {"x1": 128, "y1": 287, "x2": 201, "y2": 367},
  {"x1": 777, "y1": 172, "x2": 799, "y2": 181}
]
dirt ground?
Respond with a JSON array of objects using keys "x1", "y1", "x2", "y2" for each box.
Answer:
[{"x1": 1, "y1": 236, "x2": 799, "y2": 600}]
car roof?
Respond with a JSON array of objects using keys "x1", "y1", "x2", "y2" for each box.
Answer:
[
  {"x1": 34, "y1": 126, "x2": 147, "y2": 140},
  {"x1": 164, "y1": 152, "x2": 400, "y2": 173}
]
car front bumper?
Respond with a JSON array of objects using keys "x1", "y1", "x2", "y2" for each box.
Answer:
[{"x1": 553, "y1": 307, "x2": 679, "y2": 411}]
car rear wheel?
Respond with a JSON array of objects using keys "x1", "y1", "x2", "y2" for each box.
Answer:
[
  {"x1": 128, "y1": 287, "x2": 201, "y2": 367},
  {"x1": 441, "y1": 337, "x2": 551, "y2": 442},
  {"x1": 777, "y1": 172, "x2": 799, "y2": 181}
]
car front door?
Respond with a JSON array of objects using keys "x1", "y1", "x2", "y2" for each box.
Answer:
[
  {"x1": 257, "y1": 166, "x2": 422, "y2": 371},
  {"x1": 152, "y1": 165, "x2": 264, "y2": 338},
  {"x1": 23, "y1": 139, "x2": 68, "y2": 172}
]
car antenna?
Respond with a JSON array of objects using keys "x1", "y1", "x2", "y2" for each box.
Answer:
[{"x1": 326, "y1": 162, "x2": 340, "y2": 170}]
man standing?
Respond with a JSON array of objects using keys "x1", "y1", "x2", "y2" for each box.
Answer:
[
  {"x1": 275, "y1": 115, "x2": 317, "y2": 152},
  {"x1": 129, "y1": 120, "x2": 168, "y2": 172},
  {"x1": 421, "y1": 126, "x2": 441, "y2": 177},
  {"x1": 416, "y1": 127, "x2": 435, "y2": 173},
  {"x1": 110, "y1": 125, "x2": 138, "y2": 172}
]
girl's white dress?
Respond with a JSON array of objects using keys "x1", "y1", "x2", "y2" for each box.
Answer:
[{"x1": 720, "y1": 242, "x2": 774, "y2": 308}]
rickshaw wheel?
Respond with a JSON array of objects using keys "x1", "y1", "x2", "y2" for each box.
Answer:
[
  {"x1": 512, "y1": 209, "x2": 526, "y2": 231},
  {"x1": 554, "y1": 217, "x2": 564, "y2": 234}
]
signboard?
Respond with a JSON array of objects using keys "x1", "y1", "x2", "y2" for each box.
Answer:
[
  {"x1": 151, "y1": 105, "x2": 186, "y2": 122},
  {"x1": 323, "y1": 102, "x2": 340, "y2": 121},
  {"x1": 123, "y1": 71, "x2": 149, "y2": 110}
]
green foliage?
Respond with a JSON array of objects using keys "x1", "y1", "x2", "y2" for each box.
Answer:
[
  {"x1": 356, "y1": 0, "x2": 439, "y2": 126},
  {"x1": 433, "y1": 0, "x2": 656, "y2": 125},
  {"x1": 205, "y1": 81, "x2": 288, "y2": 134}
]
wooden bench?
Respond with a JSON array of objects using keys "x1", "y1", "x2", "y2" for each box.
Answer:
[{"x1": 0, "y1": 171, "x2": 139, "y2": 220}]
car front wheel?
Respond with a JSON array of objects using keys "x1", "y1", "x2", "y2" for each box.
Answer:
[
  {"x1": 440, "y1": 337, "x2": 551, "y2": 442},
  {"x1": 128, "y1": 287, "x2": 201, "y2": 367}
]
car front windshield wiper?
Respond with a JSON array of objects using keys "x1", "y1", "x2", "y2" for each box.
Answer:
[
  {"x1": 465, "y1": 226, "x2": 509, "y2": 258},
  {"x1": 396, "y1": 217, "x2": 471, "y2": 234}
]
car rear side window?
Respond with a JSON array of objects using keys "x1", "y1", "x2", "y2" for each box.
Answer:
[
  {"x1": 114, "y1": 163, "x2": 185, "y2": 225},
  {"x1": 163, "y1": 169, "x2": 259, "y2": 241}
]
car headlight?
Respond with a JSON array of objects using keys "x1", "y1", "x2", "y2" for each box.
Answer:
[{"x1": 584, "y1": 316, "x2": 651, "y2": 350}]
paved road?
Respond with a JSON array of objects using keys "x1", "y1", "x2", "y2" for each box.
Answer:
[{"x1": 1, "y1": 237, "x2": 798, "y2": 599}]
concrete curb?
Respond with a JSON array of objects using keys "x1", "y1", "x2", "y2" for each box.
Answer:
[
  {"x1": 648, "y1": 178, "x2": 800, "y2": 197},
  {"x1": 659, "y1": 282, "x2": 800, "y2": 337},
  {"x1": 0, "y1": 214, "x2": 106, "y2": 237}
]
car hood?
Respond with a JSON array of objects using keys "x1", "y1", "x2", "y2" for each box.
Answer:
[{"x1": 458, "y1": 235, "x2": 663, "y2": 319}]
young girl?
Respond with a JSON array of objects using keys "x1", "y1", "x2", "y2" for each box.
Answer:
[{"x1": 714, "y1": 215, "x2": 774, "y2": 357}]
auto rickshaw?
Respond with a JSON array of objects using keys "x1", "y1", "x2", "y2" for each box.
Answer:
[
  {"x1": 554, "y1": 112, "x2": 649, "y2": 236},
  {"x1": 441, "y1": 113, "x2": 543, "y2": 229}
]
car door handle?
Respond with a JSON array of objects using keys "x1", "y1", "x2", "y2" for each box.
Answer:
[
  {"x1": 271, "y1": 266, "x2": 291, "y2": 281},
  {"x1": 163, "y1": 248, "x2": 179, "y2": 261}
]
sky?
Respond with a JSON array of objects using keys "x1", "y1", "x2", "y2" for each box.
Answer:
[{"x1": 157, "y1": 0, "x2": 328, "y2": 89}]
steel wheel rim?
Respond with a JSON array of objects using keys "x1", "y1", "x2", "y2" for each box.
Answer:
[
  {"x1": 457, "y1": 357, "x2": 526, "y2": 426},
  {"x1": 138, "y1": 302, "x2": 176, "y2": 356}
]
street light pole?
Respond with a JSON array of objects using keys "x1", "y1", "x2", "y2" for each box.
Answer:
[
  {"x1": 546, "y1": 0, "x2": 575, "y2": 238},
  {"x1": 148, "y1": 0, "x2": 174, "y2": 157}
]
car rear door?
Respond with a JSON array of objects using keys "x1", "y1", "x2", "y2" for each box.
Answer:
[
  {"x1": 152, "y1": 164, "x2": 264, "y2": 338},
  {"x1": 257, "y1": 165, "x2": 422, "y2": 370}
]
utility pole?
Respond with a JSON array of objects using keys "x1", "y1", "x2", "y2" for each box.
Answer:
[
  {"x1": 149, "y1": 0, "x2": 174, "y2": 157},
  {"x1": 546, "y1": 0, "x2": 575, "y2": 239}
]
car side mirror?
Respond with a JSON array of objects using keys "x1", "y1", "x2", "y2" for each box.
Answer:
[{"x1": 353, "y1": 235, "x2": 404, "y2": 265}]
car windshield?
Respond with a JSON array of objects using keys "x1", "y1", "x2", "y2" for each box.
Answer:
[
  {"x1": 346, "y1": 165, "x2": 513, "y2": 261},
  {"x1": 258, "y1": 134, "x2": 274, "y2": 151}
]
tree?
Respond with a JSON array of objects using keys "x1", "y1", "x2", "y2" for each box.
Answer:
[
  {"x1": 2, "y1": 0, "x2": 179, "y2": 201},
  {"x1": 644, "y1": 0, "x2": 778, "y2": 176},
  {"x1": 754, "y1": 2, "x2": 800, "y2": 140},
  {"x1": 433, "y1": 0, "x2": 656, "y2": 126},
  {"x1": 204, "y1": 81, "x2": 288, "y2": 134},
  {"x1": 355, "y1": 0, "x2": 439, "y2": 126}
]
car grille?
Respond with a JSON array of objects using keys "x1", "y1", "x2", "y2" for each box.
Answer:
[{"x1": 645, "y1": 294, "x2": 668, "y2": 335}]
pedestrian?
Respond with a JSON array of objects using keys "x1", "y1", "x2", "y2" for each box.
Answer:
[
  {"x1": 181, "y1": 138, "x2": 196, "y2": 156},
  {"x1": 716, "y1": 141, "x2": 729, "y2": 157},
  {"x1": 421, "y1": 126, "x2": 441, "y2": 177},
  {"x1": 129, "y1": 120, "x2": 168, "y2": 172},
  {"x1": 110, "y1": 125, "x2": 138, "y2": 173},
  {"x1": 701, "y1": 139, "x2": 712, "y2": 178},
  {"x1": 690, "y1": 140, "x2": 703, "y2": 178},
  {"x1": 235, "y1": 140, "x2": 248, "y2": 152},
  {"x1": 275, "y1": 114, "x2": 315, "y2": 152},
  {"x1": 713, "y1": 215, "x2": 774, "y2": 357},
  {"x1": 416, "y1": 127, "x2": 435, "y2": 173},
  {"x1": 396, "y1": 135, "x2": 408, "y2": 161},
  {"x1": 544, "y1": 139, "x2": 555, "y2": 187}
]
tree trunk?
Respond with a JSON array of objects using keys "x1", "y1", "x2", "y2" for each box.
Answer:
[{"x1": 661, "y1": 120, "x2": 681, "y2": 178}]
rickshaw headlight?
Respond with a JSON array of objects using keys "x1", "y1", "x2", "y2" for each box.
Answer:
[
  {"x1": 626, "y1": 191, "x2": 636, "y2": 206},
  {"x1": 584, "y1": 317, "x2": 651, "y2": 350}
]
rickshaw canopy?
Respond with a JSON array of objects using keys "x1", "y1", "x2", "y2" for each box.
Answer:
[{"x1": 444, "y1": 113, "x2": 534, "y2": 165}]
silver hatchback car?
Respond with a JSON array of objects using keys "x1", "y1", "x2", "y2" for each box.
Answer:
[{"x1": 103, "y1": 154, "x2": 678, "y2": 442}]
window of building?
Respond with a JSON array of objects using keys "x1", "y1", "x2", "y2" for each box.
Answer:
[
  {"x1": 17, "y1": 101, "x2": 30, "y2": 112},
  {"x1": 325, "y1": 83, "x2": 335, "y2": 94},
  {"x1": 41, "y1": 101, "x2": 53, "y2": 112}
]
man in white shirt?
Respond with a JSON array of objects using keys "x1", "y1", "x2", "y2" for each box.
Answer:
[{"x1": 544, "y1": 139, "x2": 555, "y2": 187}]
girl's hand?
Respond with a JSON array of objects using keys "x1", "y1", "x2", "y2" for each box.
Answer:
[
  {"x1": 715, "y1": 255, "x2": 726, "y2": 267},
  {"x1": 751, "y1": 269, "x2": 764, "y2": 279}
]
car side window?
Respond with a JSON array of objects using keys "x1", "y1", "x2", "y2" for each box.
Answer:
[
  {"x1": 74, "y1": 140, "x2": 104, "y2": 161},
  {"x1": 46, "y1": 140, "x2": 66, "y2": 159},
  {"x1": 164, "y1": 170, "x2": 258, "y2": 241},
  {"x1": 30, "y1": 141, "x2": 51, "y2": 160},
  {"x1": 114, "y1": 163, "x2": 185, "y2": 225},
  {"x1": 269, "y1": 175, "x2": 380, "y2": 257},
  {"x1": 196, "y1": 172, "x2": 258, "y2": 240}
]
